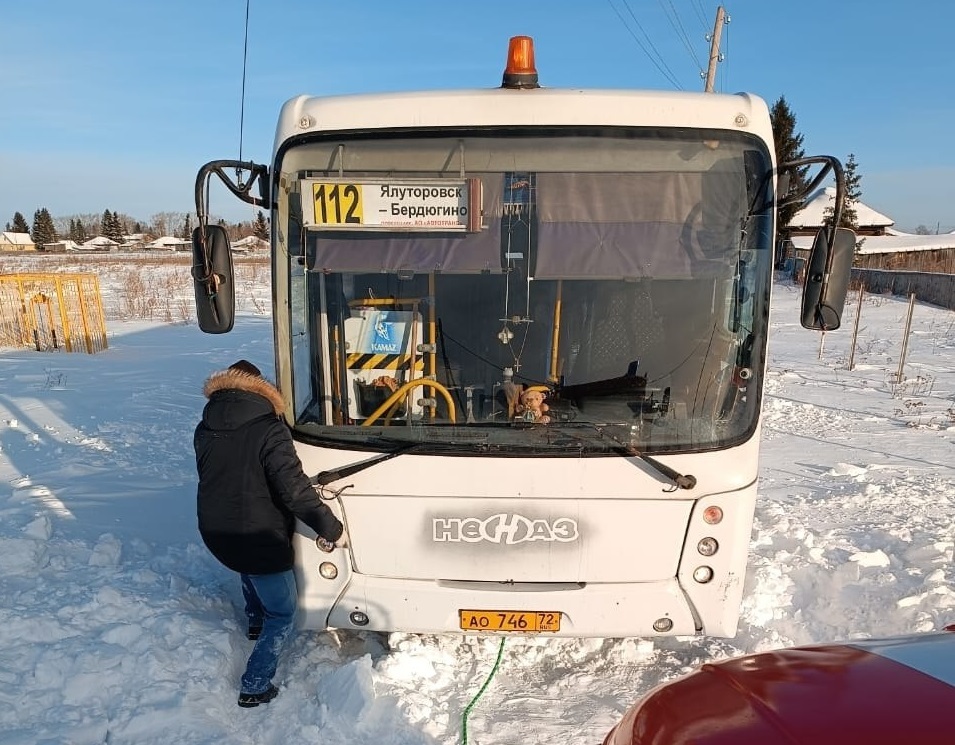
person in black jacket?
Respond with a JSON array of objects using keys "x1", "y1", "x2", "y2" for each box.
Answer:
[{"x1": 194, "y1": 360, "x2": 344, "y2": 708}]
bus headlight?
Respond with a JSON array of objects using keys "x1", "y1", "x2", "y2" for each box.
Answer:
[
  {"x1": 693, "y1": 566, "x2": 714, "y2": 583},
  {"x1": 697, "y1": 537, "x2": 719, "y2": 556},
  {"x1": 652, "y1": 617, "x2": 673, "y2": 632},
  {"x1": 319, "y1": 562, "x2": 338, "y2": 580}
]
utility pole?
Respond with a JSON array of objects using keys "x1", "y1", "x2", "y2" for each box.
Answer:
[{"x1": 704, "y1": 5, "x2": 726, "y2": 93}]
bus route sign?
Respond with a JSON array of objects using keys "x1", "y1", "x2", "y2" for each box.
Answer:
[{"x1": 303, "y1": 178, "x2": 482, "y2": 232}]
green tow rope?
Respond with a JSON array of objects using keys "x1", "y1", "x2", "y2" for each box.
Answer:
[{"x1": 461, "y1": 636, "x2": 507, "y2": 745}]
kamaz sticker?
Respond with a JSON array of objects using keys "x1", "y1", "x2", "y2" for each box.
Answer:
[
  {"x1": 433, "y1": 514, "x2": 579, "y2": 544},
  {"x1": 371, "y1": 317, "x2": 400, "y2": 354}
]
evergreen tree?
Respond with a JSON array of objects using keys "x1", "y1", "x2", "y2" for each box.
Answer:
[
  {"x1": 769, "y1": 96, "x2": 808, "y2": 230},
  {"x1": 180, "y1": 213, "x2": 193, "y2": 240},
  {"x1": 114, "y1": 212, "x2": 127, "y2": 240},
  {"x1": 70, "y1": 217, "x2": 88, "y2": 243},
  {"x1": 822, "y1": 153, "x2": 862, "y2": 231},
  {"x1": 11, "y1": 211, "x2": 30, "y2": 234},
  {"x1": 840, "y1": 153, "x2": 862, "y2": 230},
  {"x1": 101, "y1": 209, "x2": 124, "y2": 243},
  {"x1": 111, "y1": 210, "x2": 122, "y2": 241},
  {"x1": 31, "y1": 208, "x2": 58, "y2": 248},
  {"x1": 252, "y1": 210, "x2": 269, "y2": 240}
]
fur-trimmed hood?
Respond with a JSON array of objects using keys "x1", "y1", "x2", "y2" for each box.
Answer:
[{"x1": 203, "y1": 368, "x2": 284, "y2": 413}]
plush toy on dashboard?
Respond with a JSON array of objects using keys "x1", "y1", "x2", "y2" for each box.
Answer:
[{"x1": 515, "y1": 387, "x2": 551, "y2": 424}]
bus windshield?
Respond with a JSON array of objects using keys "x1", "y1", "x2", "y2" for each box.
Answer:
[{"x1": 278, "y1": 129, "x2": 774, "y2": 456}]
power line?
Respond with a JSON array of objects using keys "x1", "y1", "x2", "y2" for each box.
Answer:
[
  {"x1": 623, "y1": 0, "x2": 686, "y2": 86},
  {"x1": 238, "y1": 0, "x2": 250, "y2": 164},
  {"x1": 690, "y1": 0, "x2": 710, "y2": 31},
  {"x1": 719, "y1": 17, "x2": 730, "y2": 93},
  {"x1": 660, "y1": 0, "x2": 704, "y2": 72},
  {"x1": 607, "y1": 0, "x2": 683, "y2": 89}
]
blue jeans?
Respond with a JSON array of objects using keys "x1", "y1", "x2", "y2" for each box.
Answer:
[{"x1": 239, "y1": 570, "x2": 297, "y2": 694}]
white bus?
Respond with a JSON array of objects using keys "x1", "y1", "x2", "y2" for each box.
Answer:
[{"x1": 192, "y1": 37, "x2": 854, "y2": 638}]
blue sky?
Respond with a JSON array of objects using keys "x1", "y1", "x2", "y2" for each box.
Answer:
[{"x1": 2, "y1": 0, "x2": 954, "y2": 232}]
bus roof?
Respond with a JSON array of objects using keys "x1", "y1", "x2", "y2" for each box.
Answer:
[{"x1": 274, "y1": 87, "x2": 772, "y2": 155}]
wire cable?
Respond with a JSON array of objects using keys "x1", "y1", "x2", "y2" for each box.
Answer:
[
  {"x1": 461, "y1": 637, "x2": 506, "y2": 745},
  {"x1": 661, "y1": 0, "x2": 704, "y2": 71},
  {"x1": 606, "y1": 0, "x2": 682, "y2": 89},
  {"x1": 720, "y1": 18, "x2": 730, "y2": 93},
  {"x1": 237, "y1": 0, "x2": 251, "y2": 167},
  {"x1": 622, "y1": 0, "x2": 686, "y2": 87},
  {"x1": 690, "y1": 0, "x2": 710, "y2": 30}
]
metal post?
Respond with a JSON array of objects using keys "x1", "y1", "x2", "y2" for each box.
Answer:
[
  {"x1": 895, "y1": 293, "x2": 916, "y2": 382},
  {"x1": 847, "y1": 284, "x2": 865, "y2": 371}
]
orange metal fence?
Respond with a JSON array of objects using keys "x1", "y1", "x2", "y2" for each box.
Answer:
[{"x1": 0, "y1": 273, "x2": 108, "y2": 353}]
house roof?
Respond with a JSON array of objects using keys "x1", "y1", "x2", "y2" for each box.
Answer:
[
  {"x1": 1, "y1": 231, "x2": 34, "y2": 245},
  {"x1": 83, "y1": 236, "x2": 119, "y2": 246},
  {"x1": 64, "y1": 240, "x2": 103, "y2": 251},
  {"x1": 791, "y1": 232, "x2": 955, "y2": 255},
  {"x1": 789, "y1": 187, "x2": 894, "y2": 229},
  {"x1": 232, "y1": 236, "x2": 267, "y2": 246},
  {"x1": 145, "y1": 236, "x2": 190, "y2": 249},
  {"x1": 231, "y1": 236, "x2": 268, "y2": 252}
]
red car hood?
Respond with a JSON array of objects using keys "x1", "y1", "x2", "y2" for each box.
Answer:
[{"x1": 604, "y1": 629, "x2": 955, "y2": 745}]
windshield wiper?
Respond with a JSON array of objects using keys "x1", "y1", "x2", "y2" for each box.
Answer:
[
  {"x1": 556, "y1": 422, "x2": 697, "y2": 490},
  {"x1": 311, "y1": 442, "x2": 423, "y2": 486},
  {"x1": 311, "y1": 424, "x2": 695, "y2": 490}
]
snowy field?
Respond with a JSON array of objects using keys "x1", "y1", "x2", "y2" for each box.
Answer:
[{"x1": 1, "y1": 254, "x2": 954, "y2": 744}]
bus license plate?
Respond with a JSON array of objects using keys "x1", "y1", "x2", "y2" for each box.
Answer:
[{"x1": 459, "y1": 610, "x2": 561, "y2": 632}]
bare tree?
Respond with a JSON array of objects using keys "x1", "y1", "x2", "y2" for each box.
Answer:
[{"x1": 150, "y1": 212, "x2": 183, "y2": 238}]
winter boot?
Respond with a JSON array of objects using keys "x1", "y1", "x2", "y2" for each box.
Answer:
[{"x1": 237, "y1": 684, "x2": 279, "y2": 708}]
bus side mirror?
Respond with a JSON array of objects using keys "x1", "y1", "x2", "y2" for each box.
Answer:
[
  {"x1": 800, "y1": 227, "x2": 855, "y2": 331},
  {"x1": 191, "y1": 225, "x2": 235, "y2": 334}
]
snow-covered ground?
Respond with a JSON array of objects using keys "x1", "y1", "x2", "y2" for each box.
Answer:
[{"x1": 1, "y1": 256, "x2": 953, "y2": 744}]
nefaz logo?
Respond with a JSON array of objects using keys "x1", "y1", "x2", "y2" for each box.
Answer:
[{"x1": 433, "y1": 513, "x2": 579, "y2": 544}]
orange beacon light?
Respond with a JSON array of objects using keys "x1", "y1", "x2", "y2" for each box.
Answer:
[{"x1": 502, "y1": 35, "x2": 539, "y2": 89}]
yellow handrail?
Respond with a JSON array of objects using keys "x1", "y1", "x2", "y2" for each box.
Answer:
[
  {"x1": 361, "y1": 378, "x2": 457, "y2": 426},
  {"x1": 347, "y1": 297, "x2": 423, "y2": 307},
  {"x1": 549, "y1": 279, "x2": 562, "y2": 383}
]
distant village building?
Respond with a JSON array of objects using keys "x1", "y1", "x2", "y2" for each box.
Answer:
[
  {"x1": 0, "y1": 232, "x2": 36, "y2": 251},
  {"x1": 231, "y1": 235, "x2": 268, "y2": 252},
  {"x1": 785, "y1": 188, "x2": 955, "y2": 273},
  {"x1": 80, "y1": 236, "x2": 120, "y2": 252},
  {"x1": 121, "y1": 234, "x2": 147, "y2": 250},
  {"x1": 43, "y1": 239, "x2": 83, "y2": 252},
  {"x1": 145, "y1": 236, "x2": 190, "y2": 251},
  {"x1": 788, "y1": 187, "x2": 894, "y2": 237},
  {"x1": 791, "y1": 231, "x2": 955, "y2": 274}
]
